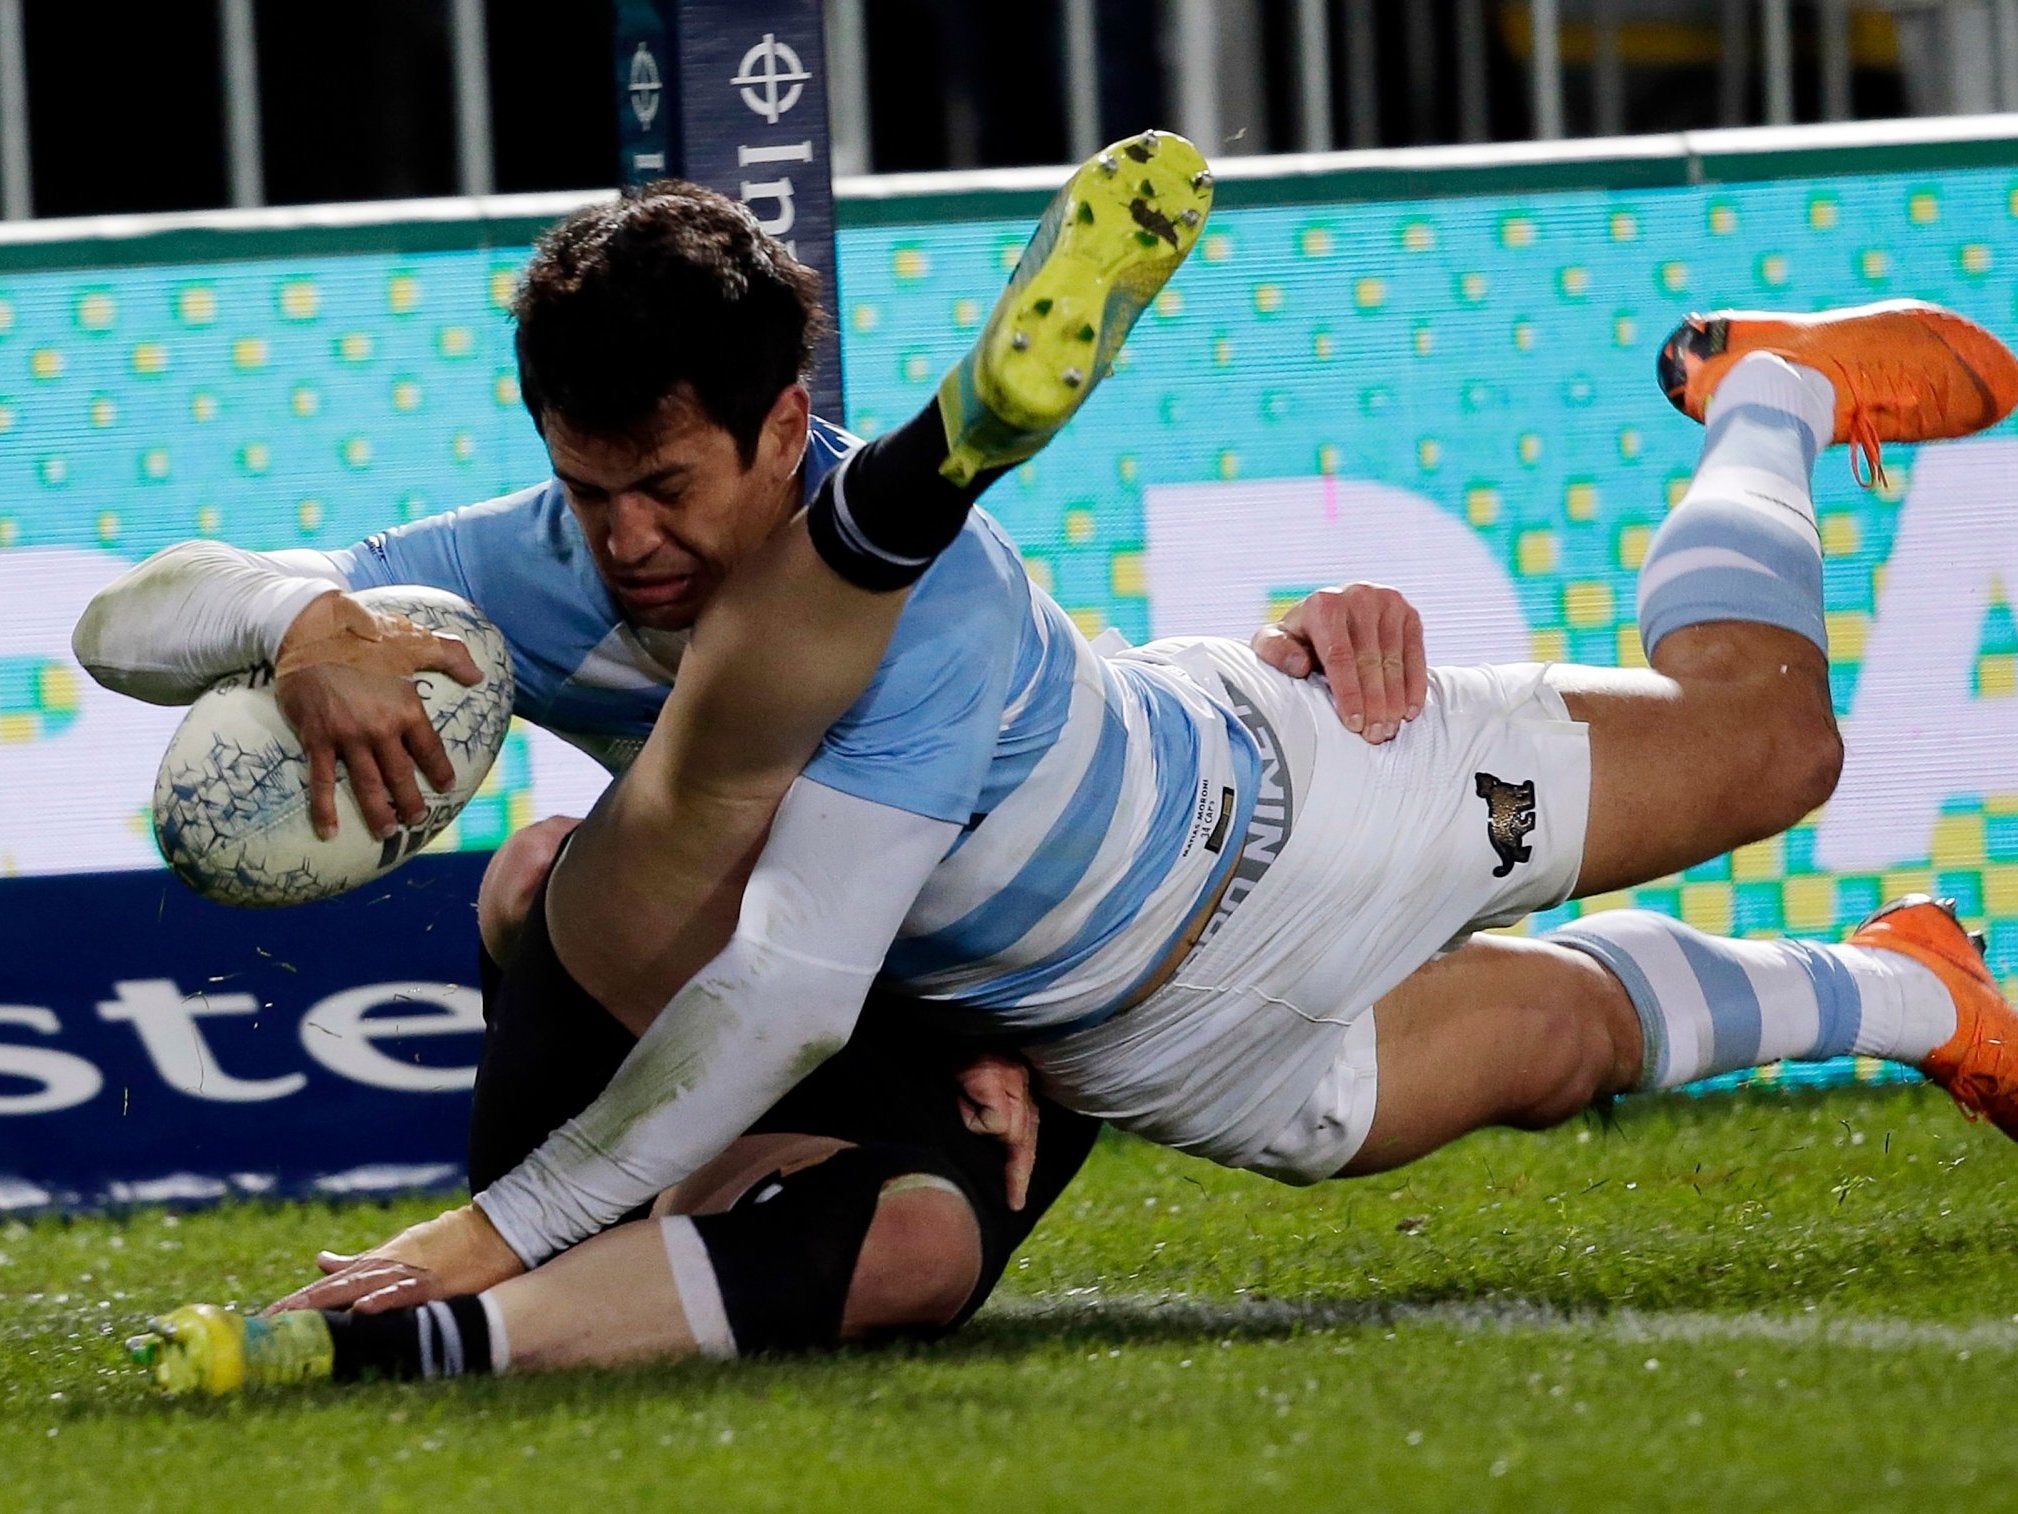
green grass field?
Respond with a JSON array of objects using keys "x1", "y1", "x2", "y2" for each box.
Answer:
[{"x1": 10, "y1": 1084, "x2": 2018, "y2": 1513}]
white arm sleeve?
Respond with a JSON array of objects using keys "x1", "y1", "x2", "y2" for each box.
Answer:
[
  {"x1": 474, "y1": 777, "x2": 958, "y2": 1267},
  {"x1": 71, "y1": 540, "x2": 350, "y2": 705}
]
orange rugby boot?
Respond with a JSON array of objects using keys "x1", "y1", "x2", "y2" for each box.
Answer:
[
  {"x1": 1657, "y1": 300, "x2": 2018, "y2": 485},
  {"x1": 1848, "y1": 894, "x2": 2018, "y2": 1139}
]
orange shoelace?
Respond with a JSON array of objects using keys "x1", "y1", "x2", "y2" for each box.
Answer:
[
  {"x1": 1847, "y1": 409, "x2": 1888, "y2": 490},
  {"x1": 1825, "y1": 340, "x2": 1972, "y2": 490}
]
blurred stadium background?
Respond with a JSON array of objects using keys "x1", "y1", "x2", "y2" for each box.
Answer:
[
  {"x1": 8, "y1": 0, "x2": 2018, "y2": 206},
  {"x1": 4, "y1": 2, "x2": 2018, "y2": 1204}
]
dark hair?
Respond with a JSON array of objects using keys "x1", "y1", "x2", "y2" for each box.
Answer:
[{"x1": 512, "y1": 179, "x2": 827, "y2": 462}]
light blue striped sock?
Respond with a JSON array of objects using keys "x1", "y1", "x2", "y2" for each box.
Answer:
[
  {"x1": 1638, "y1": 353, "x2": 1836, "y2": 656},
  {"x1": 1548, "y1": 910, "x2": 1955, "y2": 1090}
]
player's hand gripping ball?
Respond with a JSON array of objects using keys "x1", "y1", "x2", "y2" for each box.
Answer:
[{"x1": 152, "y1": 587, "x2": 514, "y2": 907}]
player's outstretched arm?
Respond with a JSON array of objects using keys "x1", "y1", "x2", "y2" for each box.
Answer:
[
  {"x1": 279, "y1": 778, "x2": 956, "y2": 1306},
  {"x1": 72, "y1": 539, "x2": 348, "y2": 704},
  {"x1": 485, "y1": 777, "x2": 956, "y2": 1268},
  {"x1": 73, "y1": 535, "x2": 486, "y2": 840},
  {"x1": 81, "y1": 522, "x2": 842, "y2": 864}
]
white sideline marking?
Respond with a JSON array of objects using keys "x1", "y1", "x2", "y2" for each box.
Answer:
[
  {"x1": 999, "y1": 1294, "x2": 2018, "y2": 1353},
  {"x1": 106, "y1": 1174, "x2": 229, "y2": 1204},
  {"x1": 312, "y1": 1162, "x2": 461, "y2": 1195},
  {"x1": 0, "y1": 1177, "x2": 52, "y2": 1210}
]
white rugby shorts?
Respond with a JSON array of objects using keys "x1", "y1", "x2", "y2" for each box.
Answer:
[{"x1": 1027, "y1": 638, "x2": 1591, "y2": 1185}]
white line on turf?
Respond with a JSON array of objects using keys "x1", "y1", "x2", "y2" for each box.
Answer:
[{"x1": 1000, "y1": 1295, "x2": 2018, "y2": 1352}]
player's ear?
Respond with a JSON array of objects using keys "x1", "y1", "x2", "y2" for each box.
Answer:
[{"x1": 756, "y1": 382, "x2": 812, "y2": 483}]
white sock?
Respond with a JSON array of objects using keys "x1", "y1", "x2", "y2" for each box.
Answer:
[
  {"x1": 1639, "y1": 353, "x2": 1838, "y2": 658},
  {"x1": 1681, "y1": 352, "x2": 1836, "y2": 533},
  {"x1": 1550, "y1": 911, "x2": 1957, "y2": 1088},
  {"x1": 1840, "y1": 946, "x2": 1957, "y2": 1064}
]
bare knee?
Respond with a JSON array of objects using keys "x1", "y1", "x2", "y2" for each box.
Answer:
[
  {"x1": 1681, "y1": 678, "x2": 1842, "y2": 844},
  {"x1": 477, "y1": 815, "x2": 581, "y2": 965},
  {"x1": 1747, "y1": 687, "x2": 1843, "y2": 832},
  {"x1": 1504, "y1": 952, "x2": 1641, "y2": 1129},
  {"x1": 842, "y1": 1184, "x2": 983, "y2": 1338},
  {"x1": 1654, "y1": 626, "x2": 1843, "y2": 836},
  {"x1": 1505, "y1": 1004, "x2": 1615, "y2": 1129},
  {"x1": 1794, "y1": 709, "x2": 1845, "y2": 813},
  {"x1": 1716, "y1": 666, "x2": 1844, "y2": 835}
]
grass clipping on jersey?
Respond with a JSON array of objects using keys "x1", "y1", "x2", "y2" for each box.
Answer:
[{"x1": 12, "y1": 1085, "x2": 2018, "y2": 1511}]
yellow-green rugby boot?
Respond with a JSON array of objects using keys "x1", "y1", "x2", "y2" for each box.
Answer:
[
  {"x1": 128, "y1": 1303, "x2": 333, "y2": 1395},
  {"x1": 938, "y1": 128, "x2": 1213, "y2": 486}
]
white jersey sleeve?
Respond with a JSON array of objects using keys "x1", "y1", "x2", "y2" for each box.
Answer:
[
  {"x1": 71, "y1": 540, "x2": 351, "y2": 705},
  {"x1": 474, "y1": 778, "x2": 958, "y2": 1267}
]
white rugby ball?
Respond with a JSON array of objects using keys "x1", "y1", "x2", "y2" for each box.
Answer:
[{"x1": 152, "y1": 586, "x2": 515, "y2": 907}]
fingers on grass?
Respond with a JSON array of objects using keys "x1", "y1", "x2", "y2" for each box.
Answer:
[{"x1": 353, "y1": 1276, "x2": 428, "y2": 1315}]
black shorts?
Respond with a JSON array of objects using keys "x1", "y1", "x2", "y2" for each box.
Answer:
[{"x1": 470, "y1": 875, "x2": 1102, "y2": 1324}]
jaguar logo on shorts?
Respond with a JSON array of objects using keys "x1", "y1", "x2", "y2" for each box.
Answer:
[{"x1": 1474, "y1": 772, "x2": 1537, "y2": 878}]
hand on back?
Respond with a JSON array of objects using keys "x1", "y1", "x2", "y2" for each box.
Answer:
[
  {"x1": 274, "y1": 590, "x2": 484, "y2": 841},
  {"x1": 1250, "y1": 582, "x2": 1428, "y2": 743}
]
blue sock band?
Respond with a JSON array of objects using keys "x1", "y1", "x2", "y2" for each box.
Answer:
[
  {"x1": 1549, "y1": 911, "x2": 1865, "y2": 1090},
  {"x1": 1637, "y1": 496, "x2": 1826, "y2": 652}
]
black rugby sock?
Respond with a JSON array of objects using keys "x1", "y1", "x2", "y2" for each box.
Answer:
[
  {"x1": 323, "y1": 1295, "x2": 495, "y2": 1382},
  {"x1": 806, "y1": 398, "x2": 1007, "y2": 592}
]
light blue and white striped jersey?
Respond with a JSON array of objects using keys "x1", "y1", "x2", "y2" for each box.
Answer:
[{"x1": 320, "y1": 416, "x2": 1259, "y2": 1034}]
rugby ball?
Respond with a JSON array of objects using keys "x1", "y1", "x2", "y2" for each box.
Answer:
[{"x1": 152, "y1": 586, "x2": 515, "y2": 908}]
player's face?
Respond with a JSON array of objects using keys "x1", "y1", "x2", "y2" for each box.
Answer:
[{"x1": 545, "y1": 384, "x2": 811, "y2": 631}]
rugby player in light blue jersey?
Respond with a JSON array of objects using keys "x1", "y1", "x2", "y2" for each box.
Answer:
[
  {"x1": 110, "y1": 160, "x2": 2018, "y2": 1390},
  {"x1": 88, "y1": 139, "x2": 1285, "y2": 1388}
]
